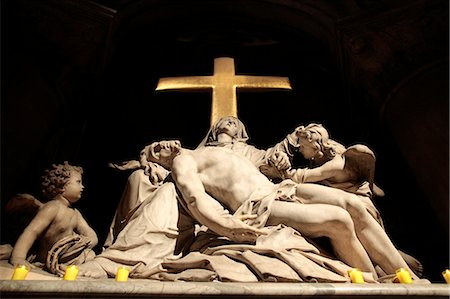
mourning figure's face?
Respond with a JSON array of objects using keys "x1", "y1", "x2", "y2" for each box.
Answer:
[{"x1": 216, "y1": 117, "x2": 239, "y2": 137}]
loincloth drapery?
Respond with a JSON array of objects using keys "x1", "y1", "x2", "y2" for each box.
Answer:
[
  {"x1": 46, "y1": 234, "x2": 95, "y2": 276},
  {"x1": 233, "y1": 179, "x2": 299, "y2": 228}
]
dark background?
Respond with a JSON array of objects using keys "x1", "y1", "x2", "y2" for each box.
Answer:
[{"x1": 1, "y1": 0, "x2": 448, "y2": 282}]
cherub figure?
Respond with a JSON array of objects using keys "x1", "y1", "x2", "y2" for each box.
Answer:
[{"x1": 9, "y1": 162, "x2": 97, "y2": 275}]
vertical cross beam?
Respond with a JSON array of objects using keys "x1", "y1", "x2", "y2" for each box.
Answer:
[{"x1": 156, "y1": 57, "x2": 292, "y2": 125}]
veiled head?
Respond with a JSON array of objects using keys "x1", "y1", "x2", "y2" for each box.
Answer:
[{"x1": 198, "y1": 116, "x2": 249, "y2": 147}]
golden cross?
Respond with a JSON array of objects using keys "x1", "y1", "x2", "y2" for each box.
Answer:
[{"x1": 156, "y1": 57, "x2": 292, "y2": 125}]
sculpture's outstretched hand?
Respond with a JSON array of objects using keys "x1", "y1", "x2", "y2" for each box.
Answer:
[
  {"x1": 259, "y1": 150, "x2": 292, "y2": 180},
  {"x1": 269, "y1": 150, "x2": 291, "y2": 171},
  {"x1": 225, "y1": 217, "x2": 267, "y2": 243},
  {"x1": 9, "y1": 256, "x2": 35, "y2": 270}
]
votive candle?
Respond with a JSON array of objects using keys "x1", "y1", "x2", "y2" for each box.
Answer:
[
  {"x1": 348, "y1": 268, "x2": 365, "y2": 284},
  {"x1": 115, "y1": 266, "x2": 130, "y2": 282},
  {"x1": 442, "y1": 269, "x2": 450, "y2": 284},
  {"x1": 11, "y1": 265, "x2": 29, "y2": 280},
  {"x1": 396, "y1": 268, "x2": 412, "y2": 284},
  {"x1": 63, "y1": 265, "x2": 79, "y2": 281}
]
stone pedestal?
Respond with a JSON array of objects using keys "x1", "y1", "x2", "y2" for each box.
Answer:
[
  {"x1": 1, "y1": 280, "x2": 449, "y2": 299},
  {"x1": 1, "y1": 260, "x2": 448, "y2": 298}
]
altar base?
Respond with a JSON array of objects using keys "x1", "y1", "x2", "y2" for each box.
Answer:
[{"x1": 1, "y1": 280, "x2": 449, "y2": 299}]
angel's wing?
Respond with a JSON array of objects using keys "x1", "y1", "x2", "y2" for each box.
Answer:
[
  {"x1": 5, "y1": 193, "x2": 43, "y2": 216},
  {"x1": 344, "y1": 144, "x2": 385, "y2": 197},
  {"x1": 5, "y1": 193, "x2": 44, "y2": 242}
]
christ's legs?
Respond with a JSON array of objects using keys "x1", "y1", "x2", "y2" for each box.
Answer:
[
  {"x1": 267, "y1": 201, "x2": 377, "y2": 277},
  {"x1": 293, "y1": 183, "x2": 418, "y2": 279}
]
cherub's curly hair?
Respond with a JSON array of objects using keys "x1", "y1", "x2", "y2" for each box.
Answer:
[{"x1": 42, "y1": 161, "x2": 83, "y2": 199}]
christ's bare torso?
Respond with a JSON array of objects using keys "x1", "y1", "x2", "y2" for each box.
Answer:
[{"x1": 187, "y1": 146, "x2": 274, "y2": 212}]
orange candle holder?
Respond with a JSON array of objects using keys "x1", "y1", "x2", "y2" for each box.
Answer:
[
  {"x1": 395, "y1": 268, "x2": 412, "y2": 284},
  {"x1": 115, "y1": 266, "x2": 130, "y2": 282},
  {"x1": 63, "y1": 265, "x2": 79, "y2": 281},
  {"x1": 11, "y1": 265, "x2": 29, "y2": 280},
  {"x1": 348, "y1": 268, "x2": 365, "y2": 284}
]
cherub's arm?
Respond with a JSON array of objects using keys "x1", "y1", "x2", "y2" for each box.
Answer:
[
  {"x1": 9, "y1": 204, "x2": 58, "y2": 267},
  {"x1": 286, "y1": 156, "x2": 345, "y2": 183},
  {"x1": 74, "y1": 209, "x2": 98, "y2": 249},
  {"x1": 172, "y1": 155, "x2": 264, "y2": 243}
]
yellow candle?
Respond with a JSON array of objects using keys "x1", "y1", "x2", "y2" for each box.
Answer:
[
  {"x1": 115, "y1": 266, "x2": 130, "y2": 282},
  {"x1": 348, "y1": 268, "x2": 365, "y2": 284},
  {"x1": 11, "y1": 265, "x2": 29, "y2": 280},
  {"x1": 442, "y1": 269, "x2": 450, "y2": 284},
  {"x1": 63, "y1": 265, "x2": 79, "y2": 281},
  {"x1": 396, "y1": 268, "x2": 413, "y2": 284}
]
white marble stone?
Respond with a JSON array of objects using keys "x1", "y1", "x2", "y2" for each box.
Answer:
[
  {"x1": 0, "y1": 280, "x2": 449, "y2": 299},
  {"x1": 1, "y1": 261, "x2": 449, "y2": 298}
]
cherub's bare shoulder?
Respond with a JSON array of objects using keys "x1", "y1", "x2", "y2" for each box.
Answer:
[{"x1": 38, "y1": 200, "x2": 61, "y2": 215}]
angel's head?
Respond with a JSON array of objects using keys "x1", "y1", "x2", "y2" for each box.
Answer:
[
  {"x1": 296, "y1": 123, "x2": 343, "y2": 160},
  {"x1": 42, "y1": 161, "x2": 84, "y2": 202}
]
